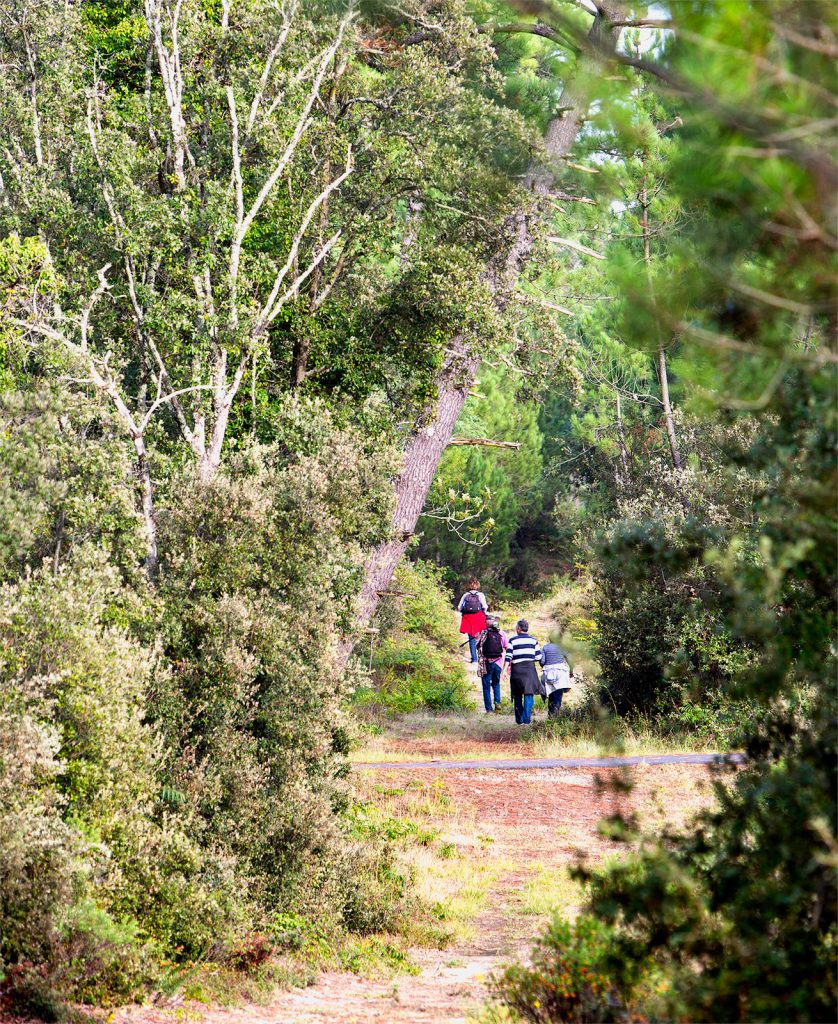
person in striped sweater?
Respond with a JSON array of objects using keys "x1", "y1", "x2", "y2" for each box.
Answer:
[{"x1": 503, "y1": 619, "x2": 542, "y2": 725}]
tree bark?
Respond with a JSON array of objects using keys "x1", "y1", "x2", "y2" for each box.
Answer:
[
  {"x1": 342, "y1": 5, "x2": 623, "y2": 659},
  {"x1": 657, "y1": 344, "x2": 682, "y2": 470},
  {"x1": 640, "y1": 185, "x2": 682, "y2": 470},
  {"x1": 348, "y1": 339, "x2": 480, "y2": 639}
]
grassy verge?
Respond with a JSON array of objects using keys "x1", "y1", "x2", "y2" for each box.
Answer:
[
  {"x1": 353, "y1": 561, "x2": 474, "y2": 715},
  {"x1": 352, "y1": 776, "x2": 511, "y2": 948},
  {"x1": 518, "y1": 865, "x2": 588, "y2": 920}
]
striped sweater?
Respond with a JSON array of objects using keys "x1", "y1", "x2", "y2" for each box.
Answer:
[{"x1": 504, "y1": 632, "x2": 542, "y2": 665}]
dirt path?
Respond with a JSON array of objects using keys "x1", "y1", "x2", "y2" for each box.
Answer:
[{"x1": 113, "y1": 761, "x2": 715, "y2": 1024}]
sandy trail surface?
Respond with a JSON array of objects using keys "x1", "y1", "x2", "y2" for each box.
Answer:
[{"x1": 110, "y1": 760, "x2": 714, "y2": 1024}]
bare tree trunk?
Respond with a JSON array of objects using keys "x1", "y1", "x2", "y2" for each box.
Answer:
[
  {"x1": 640, "y1": 186, "x2": 682, "y2": 470},
  {"x1": 615, "y1": 391, "x2": 631, "y2": 486},
  {"x1": 291, "y1": 335, "x2": 310, "y2": 388},
  {"x1": 342, "y1": 7, "x2": 623, "y2": 658},
  {"x1": 657, "y1": 344, "x2": 682, "y2": 469}
]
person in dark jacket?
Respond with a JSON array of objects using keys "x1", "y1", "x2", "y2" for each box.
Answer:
[
  {"x1": 540, "y1": 641, "x2": 573, "y2": 717},
  {"x1": 503, "y1": 619, "x2": 542, "y2": 725}
]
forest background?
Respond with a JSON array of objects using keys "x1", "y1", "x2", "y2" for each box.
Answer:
[{"x1": 0, "y1": 0, "x2": 834, "y2": 1022}]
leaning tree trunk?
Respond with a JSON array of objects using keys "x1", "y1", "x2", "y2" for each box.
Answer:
[
  {"x1": 342, "y1": 6, "x2": 622, "y2": 660},
  {"x1": 350, "y1": 337, "x2": 480, "y2": 633}
]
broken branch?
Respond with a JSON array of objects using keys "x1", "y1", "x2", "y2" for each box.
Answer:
[{"x1": 449, "y1": 438, "x2": 521, "y2": 449}]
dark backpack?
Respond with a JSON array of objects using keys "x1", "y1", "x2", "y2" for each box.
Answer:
[
  {"x1": 461, "y1": 592, "x2": 482, "y2": 614},
  {"x1": 482, "y1": 626, "x2": 503, "y2": 659}
]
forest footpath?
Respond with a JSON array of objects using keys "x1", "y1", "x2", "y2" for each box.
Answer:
[{"x1": 109, "y1": 762, "x2": 715, "y2": 1024}]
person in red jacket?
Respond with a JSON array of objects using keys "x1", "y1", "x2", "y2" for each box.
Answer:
[{"x1": 457, "y1": 577, "x2": 488, "y2": 662}]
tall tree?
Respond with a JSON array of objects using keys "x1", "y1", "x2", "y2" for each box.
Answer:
[
  {"x1": 1, "y1": 0, "x2": 528, "y2": 572},
  {"x1": 348, "y1": 0, "x2": 628, "y2": 643}
]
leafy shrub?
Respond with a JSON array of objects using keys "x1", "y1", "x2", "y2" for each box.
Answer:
[
  {"x1": 0, "y1": 403, "x2": 406, "y2": 1008},
  {"x1": 362, "y1": 637, "x2": 473, "y2": 712},
  {"x1": 666, "y1": 690, "x2": 761, "y2": 746},
  {"x1": 152, "y1": 418, "x2": 395, "y2": 931},
  {"x1": 583, "y1": 412, "x2": 767, "y2": 718},
  {"x1": 493, "y1": 915, "x2": 649, "y2": 1024},
  {"x1": 0, "y1": 699, "x2": 80, "y2": 1018},
  {"x1": 582, "y1": 693, "x2": 838, "y2": 1024},
  {"x1": 360, "y1": 560, "x2": 473, "y2": 713},
  {"x1": 0, "y1": 551, "x2": 177, "y2": 1011},
  {"x1": 339, "y1": 848, "x2": 412, "y2": 935},
  {"x1": 228, "y1": 934, "x2": 275, "y2": 972}
]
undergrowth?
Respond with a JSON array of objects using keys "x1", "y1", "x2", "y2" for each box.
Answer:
[{"x1": 354, "y1": 561, "x2": 473, "y2": 714}]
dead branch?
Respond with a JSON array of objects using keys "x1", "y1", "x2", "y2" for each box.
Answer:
[
  {"x1": 246, "y1": 1, "x2": 297, "y2": 133},
  {"x1": 258, "y1": 152, "x2": 352, "y2": 326},
  {"x1": 449, "y1": 438, "x2": 521, "y2": 449},
  {"x1": 547, "y1": 235, "x2": 606, "y2": 260},
  {"x1": 228, "y1": 17, "x2": 353, "y2": 301}
]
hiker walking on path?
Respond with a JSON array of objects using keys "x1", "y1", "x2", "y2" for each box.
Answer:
[
  {"x1": 457, "y1": 578, "x2": 488, "y2": 663},
  {"x1": 476, "y1": 614, "x2": 507, "y2": 713},
  {"x1": 504, "y1": 619, "x2": 542, "y2": 725},
  {"x1": 540, "y1": 641, "x2": 573, "y2": 717}
]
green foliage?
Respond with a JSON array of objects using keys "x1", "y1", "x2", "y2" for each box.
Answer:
[
  {"x1": 0, "y1": 551, "x2": 179, "y2": 1013},
  {"x1": 419, "y1": 367, "x2": 544, "y2": 578},
  {"x1": 584, "y1": 693, "x2": 837, "y2": 1023},
  {"x1": 493, "y1": 915, "x2": 649, "y2": 1024},
  {"x1": 358, "y1": 560, "x2": 473, "y2": 713},
  {"x1": 0, "y1": 386, "x2": 147, "y2": 583}
]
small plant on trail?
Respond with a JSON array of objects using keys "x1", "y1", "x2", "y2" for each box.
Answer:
[
  {"x1": 493, "y1": 915, "x2": 649, "y2": 1024},
  {"x1": 228, "y1": 934, "x2": 274, "y2": 972}
]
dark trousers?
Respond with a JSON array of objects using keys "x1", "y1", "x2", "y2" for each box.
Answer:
[
  {"x1": 482, "y1": 661, "x2": 502, "y2": 710},
  {"x1": 513, "y1": 693, "x2": 534, "y2": 724},
  {"x1": 468, "y1": 635, "x2": 478, "y2": 662},
  {"x1": 548, "y1": 688, "x2": 566, "y2": 717}
]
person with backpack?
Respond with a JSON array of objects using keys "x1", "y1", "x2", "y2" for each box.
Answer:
[
  {"x1": 503, "y1": 619, "x2": 543, "y2": 725},
  {"x1": 540, "y1": 640, "x2": 573, "y2": 717},
  {"x1": 476, "y1": 614, "x2": 507, "y2": 713},
  {"x1": 457, "y1": 578, "x2": 488, "y2": 662}
]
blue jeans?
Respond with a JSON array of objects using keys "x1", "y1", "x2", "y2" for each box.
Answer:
[
  {"x1": 548, "y1": 689, "x2": 565, "y2": 717},
  {"x1": 514, "y1": 693, "x2": 534, "y2": 724},
  {"x1": 468, "y1": 635, "x2": 478, "y2": 662},
  {"x1": 482, "y1": 661, "x2": 502, "y2": 711}
]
